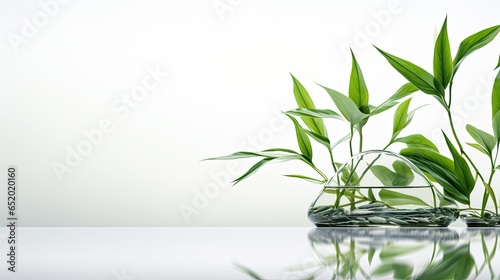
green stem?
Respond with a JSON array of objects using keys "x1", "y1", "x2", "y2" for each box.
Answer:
[
  {"x1": 359, "y1": 127, "x2": 363, "y2": 153},
  {"x1": 349, "y1": 126, "x2": 354, "y2": 157},
  {"x1": 306, "y1": 161, "x2": 328, "y2": 181},
  {"x1": 446, "y1": 107, "x2": 486, "y2": 183}
]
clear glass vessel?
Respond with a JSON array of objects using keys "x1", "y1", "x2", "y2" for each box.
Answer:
[{"x1": 308, "y1": 150, "x2": 459, "y2": 227}]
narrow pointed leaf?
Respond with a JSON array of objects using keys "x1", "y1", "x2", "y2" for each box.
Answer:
[
  {"x1": 286, "y1": 115, "x2": 313, "y2": 160},
  {"x1": 453, "y1": 25, "x2": 500, "y2": 75},
  {"x1": 332, "y1": 133, "x2": 351, "y2": 150},
  {"x1": 284, "y1": 174, "x2": 326, "y2": 184},
  {"x1": 465, "y1": 124, "x2": 496, "y2": 156},
  {"x1": 290, "y1": 74, "x2": 327, "y2": 136},
  {"x1": 232, "y1": 158, "x2": 274, "y2": 185},
  {"x1": 493, "y1": 110, "x2": 500, "y2": 142},
  {"x1": 443, "y1": 132, "x2": 475, "y2": 195},
  {"x1": 285, "y1": 108, "x2": 344, "y2": 121},
  {"x1": 394, "y1": 134, "x2": 439, "y2": 152},
  {"x1": 492, "y1": 70, "x2": 500, "y2": 118},
  {"x1": 303, "y1": 129, "x2": 330, "y2": 150},
  {"x1": 349, "y1": 50, "x2": 369, "y2": 107},
  {"x1": 466, "y1": 142, "x2": 489, "y2": 156},
  {"x1": 371, "y1": 83, "x2": 419, "y2": 115},
  {"x1": 496, "y1": 54, "x2": 500, "y2": 70},
  {"x1": 319, "y1": 84, "x2": 369, "y2": 126},
  {"x1": 205, "y1": 151, "x2": 265, "y2": 160},
  {"x1": 375, "y1": 46, "x2": 445, "y2": 100},
  {"x1": 393, "y1": 98, "x2": 411, "y2": 136},
  {"x1": 380, "y1": 189, "x2": 429, "y2": 207},
  {"x1": 483, "y1": 181, "x2": 498, "y2": 211},
  {"x1": 434, "y1": 17, "x2": 453, "y2": 88},
  {"x1": 400, "y1": 148, "x2": 469, "y2": 204}
]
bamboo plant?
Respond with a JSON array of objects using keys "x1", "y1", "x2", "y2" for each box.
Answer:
[
  {"x1": 206, "y1": 17, "x2": 500, "y2": 223},
  {"x1": 375, "y1": 17, "x2": 500, "y2": 222}
]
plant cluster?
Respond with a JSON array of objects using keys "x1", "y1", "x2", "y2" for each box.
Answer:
[{"x1": 207, "y1": 17, "x2": 500, "y2": 221}]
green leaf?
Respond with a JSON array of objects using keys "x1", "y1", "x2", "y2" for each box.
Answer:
[
  {"x1": 205, "y1": 151, "x2": 265, "y2": 161},
  {"x1": 285, "y1": 108, "x2": 344, "y2": 121},
  {"x1": 371, "y1": 83, "x2": 419, "y2": 116},
  {"x1": 416, "y1": 244, "x2": 474, "y2": 280},
  {"x1": 371, "y1": 161, "x2": 414, "y2": 187},
  {"x1": 443, "y1": 132, "x2": 475, "y2": 196},
  {"x1": 496, "y1": 54, "x2": 500, "y2": 70},
  {"x1": 349, "y1": 50, "x2": 369, "y2": 108},
  {"x1": 394, "y1": 134, "x2": 439, "y2": 152},
  {"x1": 302, "y1": 130, "x2": 331, "y2": 153},
  {"x1": 372, "y1": 263, "x2": 416, "y2": 280},
  {"x1": 483, "y1": 181, "x2": 498, "y2": 212},
  {"x1": 393, "y1": 160, "x2": 415, "y2": 184},
  {"x1": 466, "y1": 124, "x2": 496, "y2": 156},
  {"x1": 453, "y1": 25, "x2": 500, "y2": 76},
  {"x1": 287, "y1": 115, "x2": 313, "y2": 160},
  {"x1": 319, "y1": 84, "x2": 370, "y2": 126},
  {"x1": 393, "y1": 264, "x2": 414, "y2": 280},
  {"x1": 434, "y1": 17, "x2": 453, "y2": 88},
  {"x1": 400, "y1": 148, "x2": 470, "y2": 204},
  {"x1": 466, "y1": 142, "x2": 489, "y2": 156},
  {"x1": 379, "y1": 189, "x2": 430, "y2": 207},
  {"x1": 492, "y1": 70, "x2": 500, "y2": 118},
  {"x1": 233, "y1": 262, "x2": 264, "y2": 280},
  {"x1": 392, "y1": 98, "x2": 411, "y2": 137},
  {"x1": 290, "y1": 74, "x2": 327, "y2": 136},
  {"x1": 232, "y1": 158, "x2": 274, "y2": 185},
  {"x1": 367, "y1": 248, "x2": 375, "y2": 265},
  {"x1": 283, "y1": 174, "x2": 326, "y2": 184},
  {"x1": 332, "y1": 133, "x2": 351, "y2": 150},
  {"x1": 379, "y1": 244, "x2": 426, "y2": 259},
  {"x1": 375, "y1": 46, "x2": 445, "y2": 104},
  {"x1": 493, "y1": 110, "x2": 500, "y2": 142}
]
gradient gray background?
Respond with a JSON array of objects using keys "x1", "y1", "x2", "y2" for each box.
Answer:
[{"x1": 1, "y1": 0, "x2": 499, "y2": 226}]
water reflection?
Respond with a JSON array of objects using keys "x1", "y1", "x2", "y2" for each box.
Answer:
[{"x1": 237, "y1": 228, "x2": 500, "y2": 280}]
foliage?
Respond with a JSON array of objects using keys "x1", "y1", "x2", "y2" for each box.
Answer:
[{"x1": 206, "y1": 17, "x2": 500, "y2": 219}]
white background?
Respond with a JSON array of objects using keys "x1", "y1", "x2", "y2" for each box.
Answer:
[{"x1": 1, "y1": 0, "x2": 500, "y2": 226}]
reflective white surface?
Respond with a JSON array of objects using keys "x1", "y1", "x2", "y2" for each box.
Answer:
[{"x1": 0, "y1": 227, "x2": 498, "y2": 279}]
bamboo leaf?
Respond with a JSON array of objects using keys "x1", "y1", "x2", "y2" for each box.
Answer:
[
  {"x1": 284, "y1": 174, "x2": 326, "y2": 184},
  {"x1": 379, "y1": 189, "x2": 430, "y2": 207},
  {"x1": 496, "y1": 54, "x2": 500, "y2": 70},
  {"x1": 493, "y1": 110, "x2": 500, "y2": 142},
  {"x1": 375, "y1": 46, "x2": 445, "y2": 104},
  {"x1": 205, "y1": 151, "x2": 265, "y2": 161},
  {"x1": 290, "y1": 74, "x2": 327, "y2": 136},
  {"x1": 453, "y1": 25, "x2": 500, "y2": 76},
  {"x1": 349, "y1": 50, "x2": 369, "y2": 107},
  {"x1": 492, "y1": 70, "x2": 500, "y2": 118},
  {"x1": 483, "y1": 181, "x2": 498, "y2": 211},
  {"x1": 443, "y1": 132, "x2": 475, "y2": 196},
  {"x1": 302, "y1": 128, "x2": 330, "y2": 150},
  {"x1": 232, "y1": 158, "x2": 274, "y2": 185},
  {"x1": 371, "y1": 161, "x2": 414, "y2": 187},
  {"x1": 287, "y1": 115, "x2": 313, "y2": 160},
  {"x1": 394, "y1": 134, "x2": 439, "y2": 152},
  {"x1": 332, "y1": 133, "x2": 351, "y2": 150},
  {"x1": 466, "y1": 142, "x2": 489, "y2": 156},
  {"x1": 233, "y1": 262, "x2": 264, "y2": 280},
  {"x1": 379, "y1": 244, "x2": 426, "y2": 259},
  {"x1": 434, "y1": 17, "x2": 453, "y2": 88},
  {"x1": 285, "y1": 108, "x2": 344, "y2": 121},
  {"x1": 371, "y1": 83, "x2": 419, "y2": 115},
  {"x1": 393, "y1": 98, "x2": 411, "y2": 137},
  {"x1": 400, "y1": 148, "x2": 470, "y2": 204},
  {"x1": 466, "y1": 124, "x2": 496, "y2": 156},
  {"x1": 319, "y1": 84, "x2": 370, "y2": 126}
]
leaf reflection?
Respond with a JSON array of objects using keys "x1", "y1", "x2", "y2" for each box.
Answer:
[{"x1": 235, "y1": 228, "x2": 500, "y2": 280}]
